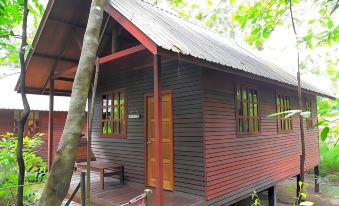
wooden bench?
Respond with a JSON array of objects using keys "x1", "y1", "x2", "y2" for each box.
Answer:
[{"x1": 75, "y1": 161, "x2": 124, "y2": 190}]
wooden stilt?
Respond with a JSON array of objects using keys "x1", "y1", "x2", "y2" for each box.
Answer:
[
  {"x1": 80, "y1": 172, "x2": 86, "y2": 206},
  {"x1": 268, "y1": 186, "x2": 277, "y2": 206},
  {"x1": 314, "y1": 165, "x2": 320, "y2": 193},
  {"x1": 47, "y1": 78, "x2": 54, "y2": 171},
  {"x1": 86, "y1": 58, "x2": 100, "y2": 205},
  {"x1": 153, "y1": 54, "x2": 163, "y2": 206}
]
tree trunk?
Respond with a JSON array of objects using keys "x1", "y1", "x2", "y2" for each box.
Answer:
[
  {"x1": 38, "y1": 0, "x2": 106, "y2": 205},
  {"x1": 298, "y1": 64, "x2": 306, "y2": 182},
  {"x1": 17, "y1": 0, "x2": 30, "y2": 205},
  {"x1": 289, "y1": 0, "x2": 306, "y2": 198}
]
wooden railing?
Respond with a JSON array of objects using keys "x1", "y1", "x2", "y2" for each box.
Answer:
[{"x1": 64, "y1": 171, "x2": 85, "y2": 206}]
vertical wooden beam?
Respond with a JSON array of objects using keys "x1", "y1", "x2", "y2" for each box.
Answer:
[
  {"x1": 153, "y1": 54, "x2": 163, "y2": 206},
  {"x1": 111, "y1": 26, "x2": 118, "y2": 54},
  {"x1": 80, "y1": 171, "x2": 86, "y2": 206},
  {"x1": 268, "y1": 186, "x2": 277, "y2": 206},
  {"x1": 314, "y1": 165, "x2": 320, "y2": 193},
  {"x1": 48, "y1": 78, "x2": 54, "y2": 171}
]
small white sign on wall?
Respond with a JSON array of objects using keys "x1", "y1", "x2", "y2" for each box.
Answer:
[{"x1": 128, "y1": 114, "x2": 141, "y2": 119}]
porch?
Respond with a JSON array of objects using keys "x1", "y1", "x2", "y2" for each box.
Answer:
[{"x1": 68, "y1": 172, "x2": 206, "y2": 206}]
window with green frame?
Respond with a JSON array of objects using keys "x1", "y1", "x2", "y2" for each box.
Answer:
[
  {"x1": 236, "y1": 86, "x2": 260, "y2": 134},
  {"x1": 276, "y1": 94, "x2": 292, "y2": 132},
  {"x1": 305, "y1": 98, "x2": 313, "y2": 129},
  {"x1": 100, "y1": 89, "x2": 127, "y2": 137}
]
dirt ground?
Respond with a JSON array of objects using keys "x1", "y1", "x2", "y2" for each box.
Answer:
[{"x1": 234, "y1": 176, "x2": 339, "y2": 206}]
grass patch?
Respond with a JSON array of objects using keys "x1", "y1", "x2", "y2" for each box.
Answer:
[{"x1": 319, "y1": 141, "x2": 339, "y2": 175}]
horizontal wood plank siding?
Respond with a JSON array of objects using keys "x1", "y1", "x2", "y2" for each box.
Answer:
[
  {"x1": 0, "y1": 110, "x2": 14, "y2": 135},
  {"x1": 39, "y1": 111, "x2": 69, "y2": 160},
  {"x1": 0, "y1": 110, "x2": 69, "y2": 161},
  {"x1": 203, "y1": 69, "x2": 319, "y2": 205},
  {"x1": 91, "y1": 62, "x2": 205, "y2": 195}
]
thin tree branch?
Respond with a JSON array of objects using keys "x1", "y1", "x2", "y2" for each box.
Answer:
[
  {"x1": 334, "y1": 138, "x2": 339, "y2": 148},
  {"x1": 17, "y1": 0, "x2": 30, "y2": 205},
  {"x1": 330, "y1": 0, "x2": 338, "y2": 15},
  {"x1": 202, "y1": 0, "x2": 223, "y2": 20},
  {"x1": 289, "y1": 0, "x2": 297, "y2": 36}
]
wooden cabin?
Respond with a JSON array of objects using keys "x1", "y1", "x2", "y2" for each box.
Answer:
[
  {"x1": 0, "y1": 71, "x2": 69, "y2": 161},
  {"x1": 20, "y1": 0, "x2": 334, "y2": 205}
]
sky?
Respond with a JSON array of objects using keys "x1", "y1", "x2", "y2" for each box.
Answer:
[{"x1": 0, "y1": 68, "x2": 70, "y2": 111}]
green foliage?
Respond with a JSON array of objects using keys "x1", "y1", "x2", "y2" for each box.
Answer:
[
  {"x1": 320, "y1": 141, "x2": 339, "y2": 175},
  {"x1": 251, "y1": 190, "x2": 261, "y2": 206},
  {"x1": 317, "y1": 97, "x2": 339, "y2": 143},
  {"x1": 295, "y1": 181, "x2": 314, "y2": 206},
  {"x1": 0, "y1": 0, "x2": 44, "y2": 65},
  {"x1": 232, "y1": 0, "x2": 287, "y2": 50},
  {"x1": 232, "y1": 0, "x2": 339, "y2": 50},
  {"x1": 0, "y1": 133, "x2": 47, "y2": 205},
  {"x1": 320, "y1": 127, "x2": 330, "y2": 141}
]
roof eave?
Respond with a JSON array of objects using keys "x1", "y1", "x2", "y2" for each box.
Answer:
[
  {"x1": 158, "y1": 47, "x2": 336, "y2": 99},
  {"x1": 15, "y1": 0, "x2": 56, "y2": 93}
]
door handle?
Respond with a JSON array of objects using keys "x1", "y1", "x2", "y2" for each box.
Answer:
[{"x1": 147, "y1": 141, "x2": 151, "y2": 144}]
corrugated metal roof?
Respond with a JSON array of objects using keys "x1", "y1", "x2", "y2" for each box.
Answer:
[
  {"x1": 0, "y1": 69, "x2": 70, "y2": 112},
  {"x1": 109, "y1": 0, "x2": 333, "y2": 98}
]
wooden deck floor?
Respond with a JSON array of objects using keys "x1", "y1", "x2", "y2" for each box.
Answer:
[{"x1": 68, "y1": 172, "x2": 206, "y2": 206}]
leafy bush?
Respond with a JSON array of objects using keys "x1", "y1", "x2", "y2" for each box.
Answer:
[
  {"x1": 317, "y1": 98, "x2": 338, "y2": 144},
  {"x1": 0, "y1": 133, "x2": 47, "y2": 205},
  {"x1": 319, "y1": 141, "x2": 339, "y2": 175}
]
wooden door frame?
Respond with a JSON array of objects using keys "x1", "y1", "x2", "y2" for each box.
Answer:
[{"x1": 144, "y1": 89, "x2": 173, "y2": 189}]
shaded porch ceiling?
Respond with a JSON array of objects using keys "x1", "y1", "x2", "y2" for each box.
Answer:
[{"x1": 23, "y1": 0, "x2": 152, "y2": 96}]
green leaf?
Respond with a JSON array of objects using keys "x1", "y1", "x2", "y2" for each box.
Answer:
[
  {"x1": 308, "y1": 19, "x2": 315, "y2": 24},
  {"x1": 263, "y1": 30, "x2": 270, "y2": 38},
  {"x1": 320, "y1": 127, "x2": 330, "y2": 141},
  {"x1": 251, "y1": 27, "x2": 261, "y2": 35},
  {"x1": 306, "y1": 41, "x2": 313, "y2": 49},
  {"x1": 300, "y1": 192, "x2": 307, "y2": 199},
  {"x1": 298, "y1": 181, "x2": 303, "y2": 189},
  {"x1": 327, "y1": 19, "x2": 333, "y2": 29}
]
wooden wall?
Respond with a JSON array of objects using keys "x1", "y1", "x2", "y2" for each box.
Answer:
[
  {"x1": 202, "y1": 69, "x2": 320, "y2": 205},
  {"x1": 39, "y1": 111, "x2": 68, "y2": 160},
  {"x1": 0, "y1": 110, "x2": 69, "y2": 161},
  {"x1": 91, "y1": 62, "x2": 205, "y2": 195},
  {"x1": 0, "y1": 110, "x2": 14, "y2": 135}
]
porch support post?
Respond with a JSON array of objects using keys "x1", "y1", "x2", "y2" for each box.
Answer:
[
  {"x1": 48, "y1": 77, "x2": 54, "y2": 171},
  {"x1": 153, "y1": 54, "x2": 163, "y2": 206},
  {"x1": 314, "y1": 165, "x2": 320, "y2": 193},
  {"x1": 268, "y1": 185, "x2": 277, "y2": 206}
]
